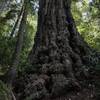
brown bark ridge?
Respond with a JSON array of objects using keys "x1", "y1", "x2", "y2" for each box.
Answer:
[{"x1": 24, "y1": 0, "x2": 95, "y2": 100}]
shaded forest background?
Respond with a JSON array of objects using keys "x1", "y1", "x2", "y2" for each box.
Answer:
[{"x1": 0, "y1": 0, "x2": 100, "y2": 100}]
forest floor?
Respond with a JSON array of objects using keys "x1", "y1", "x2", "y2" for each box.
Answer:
[
  {"x1": 14, "y1": 69, "x2": 100, "y2": 100},
  {"x1": 42, "y1": 70, "x2": 100, "y2": 100}
]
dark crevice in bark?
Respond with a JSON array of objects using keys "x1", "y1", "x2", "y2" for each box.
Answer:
[{"x1": 64, "y1": 0, "x2": 91, "y2": 57}]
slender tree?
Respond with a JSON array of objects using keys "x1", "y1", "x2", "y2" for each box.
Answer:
[
  {"x1": 5, "y1": 0, "x2": 28, "y2": 85},
  {"x1": 9, "y1": 4, "x2": 24, "y2": 38}
]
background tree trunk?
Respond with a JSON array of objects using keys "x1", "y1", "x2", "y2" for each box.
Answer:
[
  {"x1": 9, "y1": 4, "x2": 24, "y2": 38},
  {"x1": 26, "y1": 0, "x2": 94, "y2": 99},
  {"x1": 4, "y1": 0, "x2": 28, "y2": 85}
]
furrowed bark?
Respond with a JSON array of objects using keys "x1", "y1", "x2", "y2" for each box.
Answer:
[{"x1": 21, "y1": 0, "x2": 94, "y2": 100}]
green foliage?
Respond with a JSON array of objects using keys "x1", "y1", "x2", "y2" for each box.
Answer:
[
  {"x1": 0, "y1": 81, "x2": 11, "y2": 100},
  {"x1": 0, "y1": 0, "x2": 37, "y2": 73},
  {"x1": 0, "y1": 36, "x2": 16, "y2": 66},
  {"x1": 18, "y1": 14, "x2": 37, "y2": 73},
  {"x1": 0, "y1": 1, "x2": 18, "y2": 66},
  {"x1": 72, "y1": 0, "x2": 100, "y2": 51}
]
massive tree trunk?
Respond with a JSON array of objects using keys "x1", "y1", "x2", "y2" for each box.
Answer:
[{"x1": 25, "y1": 0, "x2": 94, "y2": 100}]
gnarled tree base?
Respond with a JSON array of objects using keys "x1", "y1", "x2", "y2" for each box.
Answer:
[
  {"x1": 14, "y1": 0, "x2": 96, "y2": 100},
  {"x1": 14, "y1": 73, "x2": 95, "y2": 100}
]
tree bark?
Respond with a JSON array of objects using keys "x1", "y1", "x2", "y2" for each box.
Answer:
[{"x1": 26, "y1": 0, "x2": 93, "y2": 99}]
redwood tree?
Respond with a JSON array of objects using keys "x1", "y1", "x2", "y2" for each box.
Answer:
[{"x1": 24, "y1": 0, "x2": 94, "y2": 100}]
